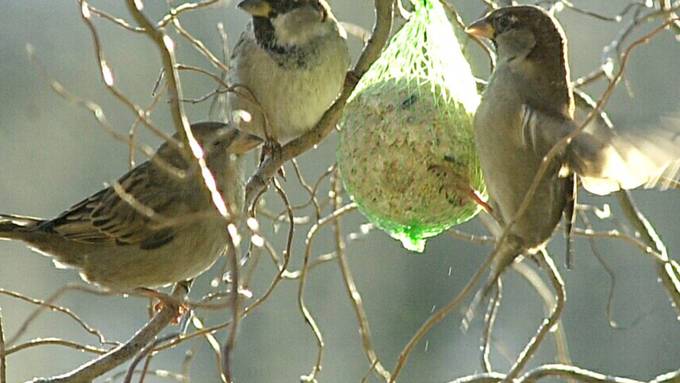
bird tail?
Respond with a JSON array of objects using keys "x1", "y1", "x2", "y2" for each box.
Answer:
[{"x1": 0, "y1": 214, "x2": 43, "y2": 240}]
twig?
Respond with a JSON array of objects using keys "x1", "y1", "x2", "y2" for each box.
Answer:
[
  {"x1": 390, "y1": 246, "x2": 498, "y2": 382},
  {"x1": 448, "y1": 229, "x2": 496, "y2": 245},
  {"x1": 30, "y1": 283, "x2": 188, "y2": 383},
  {"x1": 330, "y1": 174, "x2": 391, "y2": 382},
  {"x1": 512, "y1": 262, "x2": 573, "y2": 368},
  {"x1": 4, "y1": 338, "x2": 108, "y2": 357},
  {"x1": 616, "y1": 191, "x2": 680, "y2": 315},
  {"x1": 441, "y1": 0, "x2": 496, "y2": 72},
  {"x1": 290, "y1": 158, "x2": 323, "y2": 220},
  {"x1": 481, "y1": 279, "x2": 502, "y2": 372},
  {"x1": 244, "y1": 0, "x2": 394, "y2": 206},
  {"x1": 25, "y1": 44, "x2": 183, "y2": 176},
  {"x1": 170, "y1": 17, "x2": 229, "y2": 73},
  {"x1": 0, "y1": 309, "x2": 6, "y2": 383},
  {"x1": 519, "y1": 363, "x2": 646, "y2": 383},
  {"x1": 504, "y1": 250, "x2": 566, "y2": 381},
  {"x1": 125, "y1": 0, "x2": 235, "y2": 221},
  {"x1": 88, "y1": 0, "x2": 221, "y2": 32},
  {"x1": 449, "y1": 365, "x2": 679, "y2": 383},
  {"x1": 577, "y1": 209, "x2": 625, "y2": 328},
  {"x1": 0, "y1": 289, "x2": 114, "y2": 347},
  {"x1": 78, "y1": 1, "x2": 179, "y2": 147},
  {"x1": 190, "y1": 315, "x2": 227, "y2": 383},
  {"x1": 222, "y1": 223, "x2": 242, "y2": 382},
  {"x1": 297, "y1": 202, "x2": 358, "y2": 381},
  {"x1": 123, "y1": 334, "x2": 178, "y2": 383}
]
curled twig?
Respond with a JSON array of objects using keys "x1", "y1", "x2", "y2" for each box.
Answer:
[
  {"x1": 0, "y1": 288, "x2": 115, "y2": 347},
  {"x1": 31, "y1": 282, "x2": 189, "y2": 383},
  {"x1": 330, "y1": 174, "x2": 391, "y2": 381},
  {"x1": 0, "y1": 309, "x2": 6, "y2": 383},
  {"x1": 504, "y1": 250, "x2": 566, "y2": 380},
  {"x1": 298, "y1": 202, "x2": 358, "y2": 381}
]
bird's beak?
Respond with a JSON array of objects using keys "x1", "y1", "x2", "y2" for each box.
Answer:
[
  {"x1": 465, "y1": 17, "x2": 495, "y2": 39},
  {"x1": 237, "y1": 0, "x2": 272, "y2": 17},
  {"x1": 227, "y1": 130, "x2": 263, "y2": 154}
]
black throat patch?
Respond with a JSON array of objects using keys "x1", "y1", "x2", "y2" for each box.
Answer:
[{"x1": 252, "y1": 16, "x2": 318, "y2": 70}]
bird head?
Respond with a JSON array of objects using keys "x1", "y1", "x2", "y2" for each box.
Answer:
[
  {"x1": 466, "y1": 6, "x2": 573, "y2": 115},
  {"x1": 466, "y1": 5, "x2": 567, "y2": 64},
  {"x1": 189, "y1": 122, "x2": 262, "y2": 157},
  {"x1": 238, "y1": 0, "x2": 335, "y2": 47}
]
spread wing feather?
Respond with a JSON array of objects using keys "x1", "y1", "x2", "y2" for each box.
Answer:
[{"x1": 520, "y1": 104, "x2": 680, "y2": 195}]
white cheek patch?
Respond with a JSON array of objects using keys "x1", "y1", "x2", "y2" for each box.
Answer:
[{"x1": 271, "y1": 8, "x2": 328, "y2": 46}]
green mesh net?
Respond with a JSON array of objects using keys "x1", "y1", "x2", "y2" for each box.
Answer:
[{"x1": 337, "y1": 0, "x2": 485, "y2": 252}]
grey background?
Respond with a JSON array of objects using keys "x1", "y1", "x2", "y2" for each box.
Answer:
[{"x1": 0, "y1": 1, "x2": 679, "y2": 382}]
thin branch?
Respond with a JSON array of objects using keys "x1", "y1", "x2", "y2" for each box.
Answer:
[
  {"x1": 191, "y1": 315, "x2": 227, "y2": 383},
  {"x1": 170, "y1": 17, "x2": 229, "y2": 73},
  {"x1": 616, "y1": 191, "x2": 680, "y2": 315},
  {"x1": 449, "y1": 365, "x2": 679, "y2": 383},
  {"x1": 504, "y1": 251, "x2": 566, "y2": 380},
  {"x1": 78, "y1": 1, "x2": 179, "y2": 147},
  {"x1": 481, "y1": 279, "x2": 502, "y2": 372},
  {"x1": 4, "y1": 338, "x2": 108, "y2": 357},
  {"x1": 519, "y1": 364, "x2": 647, "y2": 383},
  {"x1": 222, "y1": 224, "x2": 242, "y2": 383},
  {"x1": 125, "y1": 0, "x2": 234, "y2": 221},
  {"x1": 390, "y1": 247, "x2": 498, "y2": 382},
  {"x1": 0, "y1": 289, "x2": 114, "y2": 347},
  {"x1": 512, "y1": 262, "x2": 573, "y2": 368},
  {"x1": 31, "y1": 283, "x2": 189, "y2": 383},
  {"x1": 297, "y1": 202, "x2": 358, "y2": 381},
  {"x1": 0, "y1": 309, "x2": 6, "y2": 383},
  {"x1": 330, "y1": 174, "x2": 391, "y2": 382},
  {"x1": 123, "y1": 334, "x2": 178, "y2": 383},
  {"x1": 157, "y1": 0, "x2": 222, "y2": 29}
]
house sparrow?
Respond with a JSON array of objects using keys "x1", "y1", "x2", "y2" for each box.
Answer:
[
  {"x1": 465, "y1": 6, "x2": 680, "y2": 284},
  {"x1": 228, "y1": 0, "x2": 350, "y2": 143},
  {"x1": 0, "y1": 122, "x2": 261, "y2": 292}
]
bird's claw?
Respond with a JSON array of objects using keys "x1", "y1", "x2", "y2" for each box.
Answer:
[
  {"x1": 344, "y1": 70, "x2": 361, "y2": 89},
  {"x1": 261, "y1": 139, "x2": 286, "y2": 180},
  {"x1": 138, "y1": 288, "x2": 189, "y2": 324}
]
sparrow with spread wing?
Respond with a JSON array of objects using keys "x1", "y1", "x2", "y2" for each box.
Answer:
[{"x1": 466, "y1": 6, "x2": 680, "y2": 287}]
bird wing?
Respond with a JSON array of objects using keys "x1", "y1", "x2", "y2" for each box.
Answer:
[
  {"x1": 520, "y1": 104, "x2": 680, "y2": 195},
  {"x1": 42, "y1": 161, "x2": 194, "y2": 249}
]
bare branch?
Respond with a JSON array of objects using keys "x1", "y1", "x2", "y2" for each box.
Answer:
[
  {"x1": 125, "y1": 0, "x2": 234, "y2": 220},
  {"x1": 5, "y1": 338, "x2": 108, "y2": 357},
  {"x1": 616, "y1": 191, "x2": 680, "y2": 315},
  {"x1": 298, "y1": 202, "x2": 358, "y2": 381},
  {"x1": 30, "y1": 283, "x2": 188, "y2": 383},
  {"x1": 330, "y1": 174, "x2": 391, "y2": 381},
  {"x1": 0, "y1": 309, "x2": 6, "y2": 383},
  {"x1": 504, "y1": 250, "x2": 566, "y2": 380},
  {"x1": 0, "y1": 289, "x2": 115, "y2": 347}
]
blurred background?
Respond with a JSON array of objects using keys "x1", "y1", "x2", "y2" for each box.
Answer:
[{"x1": 0, "y1": 1, "x2": 679, "y2": 382}]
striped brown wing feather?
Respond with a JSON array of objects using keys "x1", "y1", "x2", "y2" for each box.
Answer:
[{"x1": 43, "y1": 162, "x2": 183, "y2": 248}]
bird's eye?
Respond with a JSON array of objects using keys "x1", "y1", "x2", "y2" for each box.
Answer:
[{"x1": 494, "y1": 14, "x2": 513, "y2": 32}]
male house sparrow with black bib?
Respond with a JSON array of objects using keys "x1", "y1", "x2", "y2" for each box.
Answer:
[
  {"x1": 0, "y1": 123, "x2": 261, "y2": 292},
  {"x1": 228, "y1": 0, "x2": 350, "y2": 143},
  {"x1": 465, "y1": 6, "x2": 680, "y2": 284}
]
